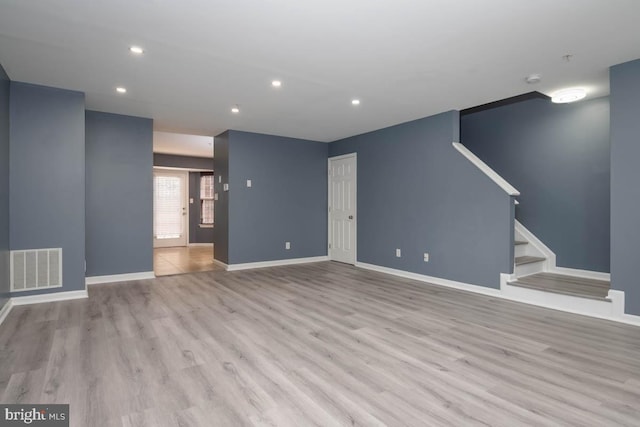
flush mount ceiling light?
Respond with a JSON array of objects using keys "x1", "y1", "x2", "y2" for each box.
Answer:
[
  {"x1": 551, "y1": 88, "x2": 586, "y2": 103},
  {"x1": 271, "y1": 80, "x2": 282, "y2": 87},
  {"x1": 351, "y1": 99, "x2": 360, "y2": 105},
  {"x1": 116, "y1": 87, "x2": 127, "y2": 94},
  {"x1": 231, "y1": 105, "x2": 240, "y2": 113},
  {"x1": 129, "y1": 46, "x2": 144, "y2": 54}
]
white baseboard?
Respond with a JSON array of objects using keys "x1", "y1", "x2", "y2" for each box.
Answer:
[
  {"x1": 222, "y1": 256, "x2": 329, "y2": 272},
  {"x1": 188, "y1": 243, "x2": 214, "y2": 247},
  {"x1": 356, "y1": 262, "x2": 502, "y2": 297},
  {"x1": 86, "y1": 271, "x2": 155, "y2": 285},
  {"x1": 550, "y1": 266, "x2": 610, "y2": 281},
  {"x1": 11, "y1": 289, "x2": 88, "y2": 306},
  {"x1": 0, "y1": 299, "x2": 13, "y2": 327},
  {"x1": 356, "y1": 262, "x2": 640, "y2": 328}
]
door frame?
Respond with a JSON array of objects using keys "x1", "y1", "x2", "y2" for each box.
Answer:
[
  {"x1": 153, "y1": 168, "x2": 190, "y2": 248},
  {"x1": 327, "y1": 153, "x2": 357, "y2": 265}
]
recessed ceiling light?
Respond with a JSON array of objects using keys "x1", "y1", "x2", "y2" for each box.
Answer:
[
  {"x1": 231, "y1": 106, "x2": 240, "y2": 113},
  {"x1": 352, "y1": 99, "x2": 360, "y2": 105},
  {"x1": 272, "y1": 80, "x2": 282, "y2": 87},
  {"x1": 551, "y1": 88, "x2": 586, "y2": 103},
  {"x1": 525, "y1": 74, "x2": 541, "y2": 84},
  {"x1": 116, "y1": 87, "x2": 127, "y2": 94},
  {"x1": 129, "y1": 46, "x2": 144, "y2": 54}
]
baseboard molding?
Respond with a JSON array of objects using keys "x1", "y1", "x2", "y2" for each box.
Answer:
[
  {"x1": 0, "y1": 299, "x2": 13, "y2": 327},
  {"x1": 86, "y1": 271, "x2": 156, "y2": 285},
  {"x1": 188, "y1": 243, "x2": 214, "y2": 247},
  {"x1": 11, "y1": 289, "x2": 88, "y2": 306},
  {"x1": 212, "y1": 259, "x2": 229, "y2": 270},
  {"x1": 223, "y1": 256, "x2": 329, "y2": 272},
  {"x1": 550, "y1": 266, "x2": 610, "y2": 281},
  {"x1": 355, "y1": 262, "x2": 502, "y2": 297},
  {"x1": 356, "y1": 262, "x2": 640, "y2": 328}
]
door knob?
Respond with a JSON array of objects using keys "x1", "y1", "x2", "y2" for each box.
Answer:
[{"x1": 348, "y1": 215, "x2": 353, "y2": 219}]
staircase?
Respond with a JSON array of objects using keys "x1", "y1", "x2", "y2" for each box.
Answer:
[{"x1": 507, "y1": 225, "x2": 611, "y2": 301}]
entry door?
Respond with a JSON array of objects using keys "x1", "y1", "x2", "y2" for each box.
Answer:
[
  {"x1": 153, "y1": 170, "x2": 188, "y2": 248},
  {"x1": 328, "y1": 154, "x2": 357, "y2": 264}
]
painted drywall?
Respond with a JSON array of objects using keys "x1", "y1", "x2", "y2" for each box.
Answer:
[
  {"x1": 461, "y1": 97, "x2": 610, "y2": 273},
  {"x1": 213, "y1": 131, "x2": 230, "y2": 264},
  {"x1": 610, "y1": 59, "x2": 640, "y2": 315},
  {"x1": 0, "y1": 64, "x2": 10, "y2": 310},
  {"x1": 189, "y1": 172, "x2": 214, "y2": 244},
  {"x1": 154, "y1": 153, "x2": 213, "y2": 170},
  {"x1": 329, "y1": 111, "x2": 513, "y2": 289},
  {"x1": 85, "y1": 111, "x2": 153, "y2": 277},
  {"x1": 9, "y1": 82, "x2": 85, "y2": 294},
  {"x1": 216, "y1": 130, "x2": 327, "y2": 265}
]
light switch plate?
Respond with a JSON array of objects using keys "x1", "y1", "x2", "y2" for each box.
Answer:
[
  {"x1": 189, "y1": 198, "x2": 194, "y2": 204},
  {"x1": 285, "y1": 242, "x2": 291, "y2": 250},
  {"x1": 247, "y1": 179, "x2": 252, "y2": 188},
  {"x1": 218, "y1": 175, "x2": 222, "y2": 183},
  {"x1": 223, "y1": 183, "x2": 229, "y2": 191},
  {"x1": 214, "y1": 193, "x2": 219, "y2": 200},
  {"x1": 396, "y1": 248, "x2": 401, "y2": 257}
]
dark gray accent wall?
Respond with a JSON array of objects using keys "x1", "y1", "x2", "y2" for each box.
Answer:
[
  {"x1": 10, "y1": 82, "x2": 85, "y2": 294},
  {"x1": 213, "y1": 131, "x2": 230, "y2": 264},
  {"x1": 227, "y1": 130, "x2": 328, "y2": 264},
  {"x1": 85, "y1": 111, "x2": 153, "y2": 276},
  {"x1": 0, "y1": 64, "x2": 10, "y2": 310},
  {"x1": 329, "y1": 111, "x2": 513, "y2": 289},
  {"x1": 460, "y1": 97, "x2": 610, "y2": 273},
  {"x1": 189, "y1": 172, "x2": 214, "y2": 244},
  {"x1": 610, "y1": 59, "x2": 640, "y2": 315},
  {"x1": 154, "y1": 153, "x2": 213, "y2": 170}
]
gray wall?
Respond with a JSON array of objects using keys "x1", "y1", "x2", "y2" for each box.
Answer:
[
  {"x1": 85, "y1": 111, "x2": 154, "y2": 277},
  {"x1": 189, "y1": 172, "x2": 214, "y2": 244},
  {"x1": 10, "y1": 82, "x2": 85, "y2": 294},
  {"x1": 329, "y1": 111, "x2": 513, "y2": 289},
  {"x1": 213, "y1": 131, "x2": 230, "y2": 264},
  {"x1": 227, "y1": 131, "x2": 328, "y2": 264},
  {"x1": 461, "y1": 97, "x2": 611, "y2": 273},
  {"x1": 0, "y1": 65, "x2": 10, "y2": 310},
  {"x1": 610, "y1": 59, "x2": 640, "y2": 315},
  {"x1": 154, "y1": 153, "x2": 213, "y2": 170}
]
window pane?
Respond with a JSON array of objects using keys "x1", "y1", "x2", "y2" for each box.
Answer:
[
  {"x1": 201, "y1": 200, "x2": 214, "y2": 224},
  {"x1": 200, "y1": 175, "x2": 214, "y2": 199}
]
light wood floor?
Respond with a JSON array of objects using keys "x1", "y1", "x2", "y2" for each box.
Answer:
[
  {"x1": 1, "y1": 262, "x2": 639, "y2": 426},
  {"x1": 154, "y1": 245, "x2": 222, "y2": 276}
]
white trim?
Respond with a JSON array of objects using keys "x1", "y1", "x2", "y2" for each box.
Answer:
[
  {"x1": 11, "y1": 289, "x2": 88, "y2": 306},
  {"x1": 452, "y1": 142, "x2": 520, "y2": 196},
  {"x1": 224, "y1": 256, "x2": 329, "y2": 272},
  {"x1": 356, "y1": 262, "x2": 502, "y2": 297},
  {"x1": 0, "y1": 299, "x2": 13, "y2": 327},
  {"x1": 355, "y1": 263, "x2": 640, "y2": 327},
  {"x1": 153, "y1": 165, "x2": 213, "y2": 172},
  {"x1": 188, "y1": 243, "x2": 214, "y2": 247},
  {"x1": 86, "y1": 271, "x2": 155, "y2": 285},
  {"x1": 328, "y1": 153, "x2": 357, "y2": 265}
]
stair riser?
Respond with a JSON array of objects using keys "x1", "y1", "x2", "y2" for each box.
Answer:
[
  {"x1": 515, "y1": 260, "x2": 545, "y2": 277},
  {"x1": 514, "y1": 244, "x2": 528, "y2": 258}
]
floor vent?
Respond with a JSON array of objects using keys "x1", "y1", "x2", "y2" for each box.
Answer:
[{"x1": 10, "y1": 248, "x2": 62, "y2": 292}]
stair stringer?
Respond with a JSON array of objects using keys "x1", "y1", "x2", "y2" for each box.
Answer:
[{"x1": 514, "y1": 219, "x2": 555, "y2": 271}]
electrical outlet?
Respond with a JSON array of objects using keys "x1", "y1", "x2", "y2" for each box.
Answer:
[
  {"x1": 424, "y1": 252, "x2": 430, "y2": 262},
  {"x1": 396, "y1": 248, "x2": 401, "y2": 257},
  {"x1": 285, "y1": 242, "x2": 291, "y2": 250},
  {"x1": 218, "y1": 175, "x2": 222, "y2": 183},
  {"x1": 247, "y1": 179, "x2": 252, "y2": 188}
]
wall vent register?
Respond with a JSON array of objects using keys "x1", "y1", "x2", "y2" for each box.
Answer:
[{"x1": 10, "y1": 248, "x2": 63, "y2": 292}]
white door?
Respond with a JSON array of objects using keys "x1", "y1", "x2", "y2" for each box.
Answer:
[
  {"x1": 328, "y1": 154, "x2": 357, "y2": 264},
  {"x1": 153, "y1": 170, "x2": 188, "y2": 248}
]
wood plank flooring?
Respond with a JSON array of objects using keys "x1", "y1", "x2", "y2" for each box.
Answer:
[
  {"x1": 154, "y1": 245, "x2": 222, "y2": 276},
  {"x1": 1, "y1": 261, "x2": 639, "y2": 426},
  {"x1": 510, "y1": 272, "x2": 611, "y2": 300}
]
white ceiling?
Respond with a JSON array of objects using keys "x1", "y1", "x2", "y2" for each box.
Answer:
[
  {"x1": 153, "y1": 131, "x2": 213, "y2": 158},
  {"x1": 1, "y1": 0, "x2": 639, "y2": 143}
]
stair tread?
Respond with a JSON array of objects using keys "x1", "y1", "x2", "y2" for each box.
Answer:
[
  {"x1": 514, "y1": 240, "x2": 528, "y2": 246},
  {"x1": 515, "y1": 256, "x2": 546, "y2": 266},
  {"x1": 508, "y1": 273, "x2": 611, "y2": 301}
]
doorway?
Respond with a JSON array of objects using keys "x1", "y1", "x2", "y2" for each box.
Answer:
[
  {"x1": 328, "y1": 153, "x2": 357, "y2": 264},
  {"x1": 153, "y1": 170, "x2": 188, "y2": 248}
]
